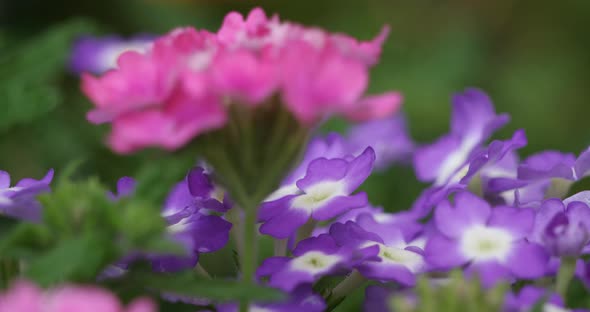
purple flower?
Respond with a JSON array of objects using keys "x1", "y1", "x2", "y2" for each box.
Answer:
[
  {"x1": 257, "y1": 234, "x2": 371, "y2": 291},
  {"x1": 108, "y1": 172, "x2": 232, "y2": 272},
  {"x1": 346, "y1": 114, "x2": 414, "y2": 170},
  {"x1": 156, "y1": 180, "x2": 232, "y2": 272},
  {"x1": 363, "y1": 286, "x2": 393, "y2": 312},
  {"x1": 69, "y1": 35, "x2": 153, "y2": 74},
  {"x1": 330, "y1": 218, "x2": 424, "y2": 286},
  {"x1": 264, "y1": 133, "x2": 350, "y2": 203},
  {"x1": 503, "y1": 286, "x2": 566, "y2": 312},
  {"x1": 414, "y1": 88, "x2": 509, "y2": 186},
  {"x1": 424, "y1": 191, "x2": 548, "y2": 286},
  {"x1": 530, "y1": 198, "x2": 590, "y2": 257},
  {"x1": 259, "y1": 147, "x2": 375, "y2": 239},
  {"x1": 217, "y1": 286, "x2": 325, "y2": 312},
  {"x1": 410, "y1": 89, "x2": 526, "y2": 218},
  {"x1": 0, "y1": 169, "x2": 53, "y2": 222}
]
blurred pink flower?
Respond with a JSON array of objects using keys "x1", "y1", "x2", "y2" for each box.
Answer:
[
  {"x1": 0, "y1": 281, "x2": 156, "y2": 312},
  {"x1": 82, "y1": 7, "x2": 402, "y2": 154}
]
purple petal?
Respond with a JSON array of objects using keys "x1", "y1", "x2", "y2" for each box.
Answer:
[
  {"x1": 434, "y1": 192, "x2": 491, "y2": 239},
  {"x1": 0, "y1": 171, "x2": 10, "y2": 189},
  {"x1": 293, "y1": 234, "x2": 339, "y2": 256},
  {"x1": 357, "y1": 262, "x2": 417, "y2": 286},
  {"x1": 259, "y1": 206, "x2": 311, "y2": 239},
  {"x1": 487, "y1": 206, "x2": 535, "y2": 239},
  {"x1": 311, "y1": 193, "x2": 368, "y2": 221},
  {"x1": 341, "y1": 147, "x2": 376, "y2": 192},
  {"x1": 296, "y1": 158, "x2": 348, "y2": 191},
  {"x1": 468, "y1": 261, "x2": 512, "y2": 287},
  {"x1": 258, "y1": 195, "x2": 295, "y2": 222},
  {"x1": 162, "y1": 181, "x2": 195, "y2": 217},
  {"x1": 413, "y1": 135, "x2": 461, "y2": 183},
  {"x1": 329, "y1": 221, "x2": 384, "y2": 248},
  {"x1": 505, "y1": 241, "x2": 549, "y2": 279},
  {"x1": 187, "y1": 167, "x2": 213, "y2": 198},
  {"x1": 116, "y1": 176, "x2": 136, "y2": 198},
  {"x1": 186, "y1": 214, "x2": 232, "y2": 253},
  {"x1": 257, "y1": 257, "x2": 291, "y2": 279},
  {"x1": 424, "y1": 234, "x2": 466, "y2": 269},
  {"x1": 450, "y1": 88, "x2": 509, "y2": 140},
  {"x1": 269, "y1": 269, "x2": 315, "y2": 292},
  {"x1": 574, "y1": 148, "x2": 590, "y2": 179}
]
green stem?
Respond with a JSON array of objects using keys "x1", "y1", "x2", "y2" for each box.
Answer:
[
  {"x1": 326, "y1": 270, "x2": 366, "y2": 311},
  {"x1": 274, "y1": 239, "x2": 288, "y2": 257},
  {"x1": 296, "y1": 218, "x2": 317, "y2": 244},
  {"x1": 239, "y1": 200, "x2": 259, "y2": 312},
  {"x1": 555, "y1": 256, "x2": 577, "y2": 297},
  {"x1": 195, "y1": 263, "x2": 212, "y2": 279}
]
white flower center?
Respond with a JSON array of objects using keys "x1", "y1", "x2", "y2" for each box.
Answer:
[
  {"x1": 265, "y1": 184, "x2": 300, "y2": 202},
  {"x1": 460, "y1": 225, "x2": 513, "y2": 261},
  {"x1": 290, "y1": 251, "x2": 341, "y2": 274},
  {"x1": 376, "y1": 244, "x2": 424, "y2": 273},
  {"x1": 291, "y1": 181, "x2": 345, "y2": 211}
]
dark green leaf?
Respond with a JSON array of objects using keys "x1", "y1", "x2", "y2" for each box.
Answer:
[{"x1": 25, "y1": 234, "x2": 109, "y2": 286}]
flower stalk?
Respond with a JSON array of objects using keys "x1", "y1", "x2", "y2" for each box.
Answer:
[{"x1": 555, "y1": 256, "x2": 577, "y2": 297}]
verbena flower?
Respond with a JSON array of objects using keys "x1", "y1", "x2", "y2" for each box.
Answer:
[
  {"x1": 70, "y1": 35, "x2": 153, "y2": 74},
  {"x1": 411, "y1": 89, "x2": 526, "y2": 218},
  {"x1": 257, "y1": 234, "x2": 373, "y2": 291},
  {"x1": 425, "y1": 191, "x2": 548, "y2": 286},
  {"x1": 0, "y1": 280, "x2": 155, "y2": 312},
  {"x1": 258, "y1": 147, "x2": 375, "y2": 239},
  {"x1": 81, "y1": 7, "x2": 401, "y2": 153},
  {"x1": 530, "y1": 198, "x2": 590, "y2": 257},
  {"x1": 0, "y1": 169, "x2": 53, "y2": 222},
  {"x1": 330, "y1": 218, "x2": 425, "y2": 286}
]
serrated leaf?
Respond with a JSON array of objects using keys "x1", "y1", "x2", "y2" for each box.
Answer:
[{"x1": 25, "y1": 234, "x2": 109, "y2": 286}]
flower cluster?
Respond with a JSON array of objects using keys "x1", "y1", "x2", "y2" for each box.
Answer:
[
  {"x1": 2, "y1": 6, "x2": 590, "y2": 312},
  {"x1": 81, "y1": 8, "x2": 402, "y2": 153}
]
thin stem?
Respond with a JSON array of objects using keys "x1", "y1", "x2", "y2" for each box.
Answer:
[
  {"x1": 227, "y1": 208, "x2": 244, "y2": 257},
  {"x1": 555, "y1": 256, "x2": 577, "y2": 297},
  {"x1": 195, "y1": 263, "x2": 212, "y2": 279},
  {"x1": 274, "y1": 239, "x2": 288, "y2": 257},
  {"x1": 239, "y1": 200, "x2": 259, "y2": 312},
  {"x1": 326, "y1": 270, "x2": 366, "y2": 311},
  {"x1": 296, "y1": 218, "x2": 317, "y2": 244}
]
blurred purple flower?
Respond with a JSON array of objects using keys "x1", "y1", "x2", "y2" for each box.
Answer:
[{"x1": 0, "y1": 169, "x2": 53, "y2": 222}]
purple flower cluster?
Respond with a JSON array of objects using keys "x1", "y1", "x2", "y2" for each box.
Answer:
[{"x1": 243, "y1": 88, "x2": 590, "y2": 311}]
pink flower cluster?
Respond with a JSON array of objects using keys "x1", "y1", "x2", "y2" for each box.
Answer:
[
  {"x1": 82, "y1": 7, "x2": 402, "y2": 153},
  {"x1": 0, "y1": 281, "x2": 156, "y2": 312}
]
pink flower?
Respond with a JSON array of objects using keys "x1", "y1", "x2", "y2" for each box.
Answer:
[
  {"x1": 0, "y1": 281, "x2": 156, "y2": 312},
  {"x1": 82, "y1": 7, "x2": 402, "y2": 154}
]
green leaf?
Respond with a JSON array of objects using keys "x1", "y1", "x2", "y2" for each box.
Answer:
[
  {"x1": 0, "y1": 215, "x2": 20, "y2": 238},
  {"x1": 0, "y1": 18, "x2": 97, "y2": 132},
  {"x1": 124, "y1": 268, "x2": 285, "y2": 302},
  {"x1": 25, "y1": 234, "x2": 109, "y2": 286}
]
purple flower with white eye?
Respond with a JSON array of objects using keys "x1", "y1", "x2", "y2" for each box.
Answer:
[
  {"x1": 0, "y1": 169, "x2": 53, "y2": 222},
  {"x1": 69, "y1": 35, "x2": 153, "y2": 74},
  {"x1": 217, "y1": 286, "x2": 325, "y2": 312},
  {"x1": 156, "y1": 180, "x2": 232, "y2": 272},
  {"x1": 186, "y1": 167, "x2": 232, "y2": 212},
  {"x1": 264, "y1": 133, "x2": 350, "y2": 202},
  {"x1": 414, "y1": 88, "x2": 509, "y2": 187},
  {"x1": 411, "y1": 129, "x2": 527, "y2": 218},
  {"x1": 330, "y1": 218, "x2": 424, "y2": 286},
  {"x1": 259, "y1": 147, "x2": 375, "y2": 239},
  {"x1": 346, "y1": 114, "x2": 414, "y2": 170},
  {"x1": 424, "y1": 191, "x2": 548, "y2": 287},
  {"x1": 503, "y1": 286, "x2": 568, "y2": 312},
  {"x1": 257, "y1": 234, "x2": 372, "y2": 291},
  {"x1": 530, "y1": 198, "x2": 590, "y2": 257},
  {"x1": 410, "y1": 89, "x2": 528, "y2": 217}
]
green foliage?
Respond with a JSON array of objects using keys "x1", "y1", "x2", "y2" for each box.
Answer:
[
  {"x1": 0, "y1": 19, "x2": 96, "y2": 132},
  {"x1": 390, "y1": 271, "x2": 509, "y2": 312}
]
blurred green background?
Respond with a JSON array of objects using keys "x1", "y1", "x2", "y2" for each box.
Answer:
[{"x1": 1, "y1": 0, "x2": 590, "y2": 309}]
